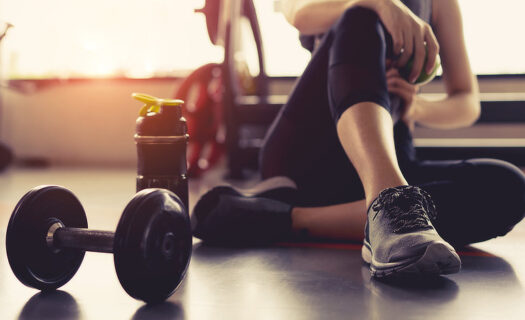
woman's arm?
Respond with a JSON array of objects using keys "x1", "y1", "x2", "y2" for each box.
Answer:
[{"x1": 410, "y1": 0, "x2": 480, "y2": 129}]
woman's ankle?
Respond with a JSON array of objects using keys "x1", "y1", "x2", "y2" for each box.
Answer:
[{"x1": 365, "y1": 180, "x2": 409, "y2": 209}]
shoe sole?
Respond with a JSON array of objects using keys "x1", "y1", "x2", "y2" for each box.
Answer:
[
  {"x1": 201, "y1": 177, "x2": 297, "y2": 204},
  {"x1": 361, "y1": 241, "x2": 461, "y2": 278},
  {"x1": 238, "y1": 176, "x2": 297, "y2": 196}
]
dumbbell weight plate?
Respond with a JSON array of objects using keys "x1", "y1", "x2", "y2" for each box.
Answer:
[
  {"x1": 6, "y1": 185, "x2": 88, "y2": 290},
  {"x1": 113, "y1": 188, "x2": 192, "y2": 303}
]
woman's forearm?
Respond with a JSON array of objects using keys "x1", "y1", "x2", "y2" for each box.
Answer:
[
  {"x1": 282, "y1": 0, "x2": 379, "y2": 35},
  {"x1": 412, "y1": 90, "x2": 480, "y2": 129},
  {"x1": 414, "y1": 0, "x2": 481, "y2": 130}
]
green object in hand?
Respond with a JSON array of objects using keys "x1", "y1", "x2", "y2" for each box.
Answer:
[{"x1": 400, "y1": 52, "x2": 441, "y2": 85}]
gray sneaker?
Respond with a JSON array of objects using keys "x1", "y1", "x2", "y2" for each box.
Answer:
[{"x1": 362, "y1": 185, "x2": 461, "y2": 278}]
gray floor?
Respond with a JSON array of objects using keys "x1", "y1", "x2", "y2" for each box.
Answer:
[{"x1": 1, "y1": 168, "x2": 525, "y2": 320}]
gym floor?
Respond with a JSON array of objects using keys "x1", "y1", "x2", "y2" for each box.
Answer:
[{"x1": 1, "y1": 167, "x2": 525, "y2": 320}]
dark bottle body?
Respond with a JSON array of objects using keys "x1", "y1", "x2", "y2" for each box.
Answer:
[{"x1": 135, "y1": 105, "x2": 189, "y2": 210}]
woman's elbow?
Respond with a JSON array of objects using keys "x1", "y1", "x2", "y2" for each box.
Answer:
[
  {"x1": 281, "y1": 1, "x2": 307, "y2": 33},
  {"x1": 449, "y1": 79, "x2": 481, "y2": 127},
  {"x1": 287, "y1": 5, "x2": 328, "y2": 35},
  {"x1": 288, "y1": 7, "x2": 315, "y2": 34},
  {"x1": 464, "y1": 95, "x2": 481, "y2": 126},
  {"x1": 466, "y1": 77, "x2": 481, "y2": 125}
]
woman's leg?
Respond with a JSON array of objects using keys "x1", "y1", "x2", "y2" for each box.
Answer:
[
  {"x1": 337, "y1": 104, "x2": 406, "y2": 206},
  {"x1": 292, "y1": 199, "x2": 367, "y2": 241},
  {"x1": 327, "y1": 7, "x2": 407, "y2": 206},
  {"x1": 261, "y1": 7, "x2": 409, "y2": 207},
  {"x1": 267, "y1": 7, "x2": 460, "y2": 277},
  {"x1": 259, "y1": 12, "x2": 366, "y2": 208},
  {"x1": 291, "y1": 121, "x2": 417, "y2": 241},
  {"x1": 325, "y1": 7, "x2": 461, "y2": 277},
  {"x1": 261, "y1": 7, "x2": 411, "y2": 207},
  {"x1": 410, "y1": 158, "x2": 525, "y2": 247},
  {"x1": 291, "y1": 158, "x2": 525, "y2": 247}
]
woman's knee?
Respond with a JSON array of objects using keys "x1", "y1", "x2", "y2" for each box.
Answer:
[
  {"x1": 330, "y1": 6, "x2": 387, "y2": 64},
  {"x1": 333, "y1": 6, "x2": 381, "y2": 34},
  {"x1": 327, "y1": 6, "x2": 391, "y2": 122}
]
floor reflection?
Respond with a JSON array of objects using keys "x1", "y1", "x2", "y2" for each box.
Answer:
[
  {"x1": 190, "y1": 243, "x2": 370, "y2": 319},
  {"x1": 18, "y1": 291, "x2": 81, "y2": 320},
  {"x1": 191, "y1": 243, "x2": 524, "y2": 319},
  {"x1": 131, "y1": 301, "x2": 185, "y2": 320},
  {"x1": 366, "y1": 270, "x2": 460, "y2": 301},
  {"x1": 362, "y1": 266, "x2": 459, "y2": 318}
]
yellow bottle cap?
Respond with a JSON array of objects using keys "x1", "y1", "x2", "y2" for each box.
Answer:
[
  {"x1": 158, "y1": 98, "x2": 184, "y2": 107},
  {"x1": 132, "y1": 93, "x2": 184, "y2": 116}
]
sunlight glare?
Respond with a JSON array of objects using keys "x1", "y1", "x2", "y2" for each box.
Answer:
[{"x1": 0, "y1": 0, "x2": 523, "y2": 78}]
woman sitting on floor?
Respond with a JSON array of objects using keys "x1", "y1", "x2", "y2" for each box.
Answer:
[{"x1": 191, "y1": 0, "x2": 525, "y2": 278}]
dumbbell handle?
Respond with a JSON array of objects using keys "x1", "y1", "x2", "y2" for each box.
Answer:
[
  {"x1": 47, "y1": 221, "x2": 177, "y2": 257},
  {"x1": 50, "y1": 226, "x2": 114, "y2": 253}
]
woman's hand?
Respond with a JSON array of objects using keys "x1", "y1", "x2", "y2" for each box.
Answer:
[
  {"x1": 386, "y1": 68, "x2": 419, "y2": 130},
  {"x1": 370, "y1": 0, "x2": 439, "y2": 83}
]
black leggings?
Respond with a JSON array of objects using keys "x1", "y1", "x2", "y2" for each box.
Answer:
[{"x1": 260, "y1": 7, "x2": 525, "y2": 246}]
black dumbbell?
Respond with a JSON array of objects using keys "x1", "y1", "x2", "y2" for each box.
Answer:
[{"x1": 6, "y1": 185, "x2": 192, "y2": 303}]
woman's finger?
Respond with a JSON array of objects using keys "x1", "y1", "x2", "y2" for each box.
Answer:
[
  {"x1": 392, "y1": 30, "x2": 404, "y2": 56},
  {"x1": 387, "y1": 79, "x2": 418, "y2": 101},
  {"x1": 397, "y1": 29, "x2": 413, "y2": 67},
  {"x1": 388, "y1": 86, "x2": 416, "y2": 115},
  {"x1": 409, "y1": 29, "x2": 426, "y2": 83},
  {"x1": 386, "y1": 68, "x2": 400, "y2": 78},
  {"x1": 424, "y1": 26, "x2": 440, "y2": 73},
  {"x1": 388, "y1": 84, "x2": 413, "y2": 97},
  {"x1": 387, "y1": 77, "x2": 418, "y2": 92},
  {"x1": 388, "y1": 86, "x2": 413, "y2": 99}
]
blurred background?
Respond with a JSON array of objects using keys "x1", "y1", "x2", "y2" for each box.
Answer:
[{"x1": 0, "y1": 0, "x2": 524, "y2": 175}]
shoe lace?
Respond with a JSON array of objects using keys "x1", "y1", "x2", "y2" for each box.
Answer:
[{"x1": 371, "y1": 186, "x2": 437, "y2": 234}]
